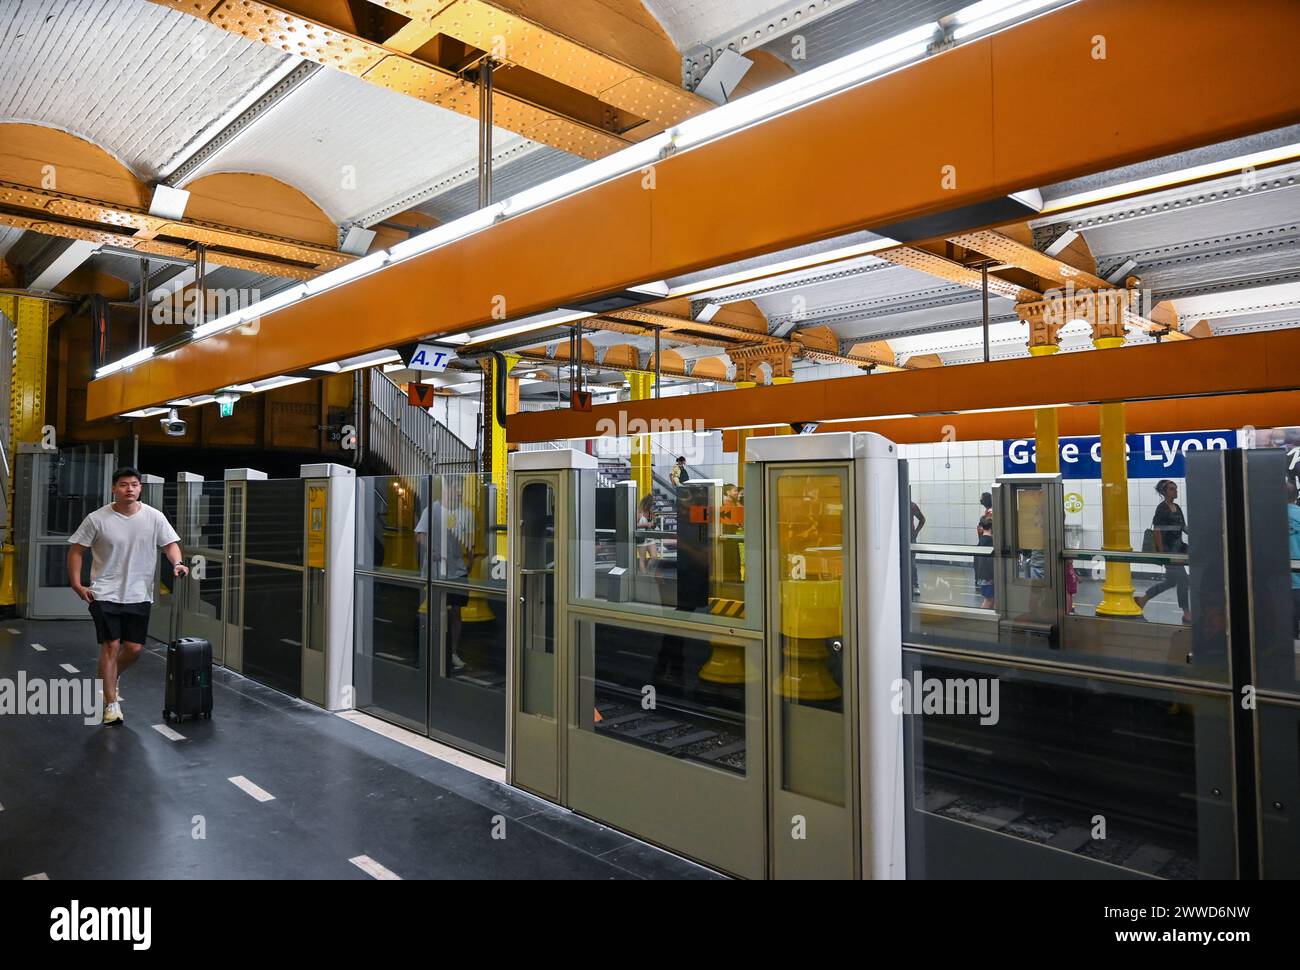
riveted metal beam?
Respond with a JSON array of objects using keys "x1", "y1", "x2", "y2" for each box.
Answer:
[
  {"x1": 147, "y1": 0, "x2": 709, "y2": 160},
  {"x1": 0, "y1": 179, "x2": 351, "y2": 281}
]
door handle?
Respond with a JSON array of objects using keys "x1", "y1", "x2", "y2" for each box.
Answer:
[{"x1": 831, "y1": 640, "x2": 843, "y2": 652}]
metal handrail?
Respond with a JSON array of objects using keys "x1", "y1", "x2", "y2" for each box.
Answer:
[
  {"x1": 367, "y1": 369, "x2": 477, "y2": 476},
  {"x1": 1069, "y1": 547, "x2": 1189, "y2": 566},
  {"x1": 912, "y1": 543, "x2": 993, "y2": 556}
]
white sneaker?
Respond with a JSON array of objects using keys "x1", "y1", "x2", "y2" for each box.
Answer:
[
  {"x1": 103, "y1": 701, "x2": 124, "y2": 727},
  {"x1": 451, "y1": 652, "x2": 467, "y2": 672}
]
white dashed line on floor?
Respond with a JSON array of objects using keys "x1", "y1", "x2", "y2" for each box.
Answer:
[
  {"x1": 228, "y1": 776, "x2": 275, "y2": 802},
  {"x1": 151, "y1": 723, "x2": 185, "y2": 742},
  {"x1": 349, "y1": 855, "x2": 402, "y2": 880},
  {"x1": 23, "y1": 872, "x2": 49, "y2": 880},
  {"x1": 31, "y1": 644, "x2": 46, "y2": 652},
  {"x1": 6, "y1": 627, "x2": 19, "y2": 634},
  {"x1": 59, "y1": 663, "x2": 78, "y2": 674}
]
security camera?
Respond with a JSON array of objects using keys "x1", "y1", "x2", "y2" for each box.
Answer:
[{"x1": 160, "y1": 408, "x2": 187, "y2": 437}]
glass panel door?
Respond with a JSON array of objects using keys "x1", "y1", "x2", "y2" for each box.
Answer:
[
  {"x1": 767, "y1": 462, "x2": 858, "y2": 879},
  {"x1": 241, "y1": 479, "x2": 306, "y2": 697},
  {"x1": 1241, "y1": 446, "x2": 1300, "y2": 876}
]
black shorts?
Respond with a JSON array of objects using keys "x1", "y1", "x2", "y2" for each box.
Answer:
[{"x1": 89, "y1": 601, "x2": 152, "y2": 645}]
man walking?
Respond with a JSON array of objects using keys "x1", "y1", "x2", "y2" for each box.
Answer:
[{"x1": 67, "y1": 467, "x2": 188, "y2": 726}]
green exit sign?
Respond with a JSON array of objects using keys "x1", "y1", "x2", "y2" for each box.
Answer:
[{"x1": 218, "y1": 400, "x2": 235, "y2": 418}]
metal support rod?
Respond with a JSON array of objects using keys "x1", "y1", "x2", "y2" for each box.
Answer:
[
  {"x1": 654, "y1": 326, "x2": 661, "y2": 398},
  {"x1": 137, "y1": 257, "x2": 149, "y2": 351},
  {"x1": 981, "y1": 260, "x2": 991, "y2": 363},
  {"x1": 194, "y1": 243, "x2": 207, "y2": 329},
  {"x1": 575, "y1": 318, "x2": 583, "y2": 397},
  {"x1": 477, "y1": 59, "x2": 494, "y2": 210}
]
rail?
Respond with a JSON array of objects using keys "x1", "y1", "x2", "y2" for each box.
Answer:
[{"x1": 366, "y1": 368, "x2": 477, "y2": 477}]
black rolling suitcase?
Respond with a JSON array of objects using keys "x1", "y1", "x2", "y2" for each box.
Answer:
[{"x1": 163, "y1": 578, "x2": 212, "y2": 723}]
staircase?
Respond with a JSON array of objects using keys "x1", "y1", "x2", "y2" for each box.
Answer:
[{"x1": 361, "y1": 368, "x2": 477, "y2": 477}]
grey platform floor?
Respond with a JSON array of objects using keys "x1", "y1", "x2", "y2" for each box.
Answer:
[{"x1": 0, "y1": 619, "x2": 723, "y2": 880}]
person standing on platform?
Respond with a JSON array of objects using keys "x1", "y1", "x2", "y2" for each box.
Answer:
[
  {"x1": 1135, "y1": 479, "x2": 1191, "y2": 624},
  {"x1": 910, "y1": 500, "x2": 926, "y2": 596},
  {"x1": 975, "y1": 514, "x2": 995, "y2": 609},
  {"x1": 670, "y1": 456, "x2": 689, "y2": 488},
  {"x1": 1288, "y1": 479, "x2": 1300, "y2": 640},
  {"x1": 67, "y1": 467, "x2": 188, "y2": 727}
]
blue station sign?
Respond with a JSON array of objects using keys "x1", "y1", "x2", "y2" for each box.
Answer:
[{"x1": 1003, "y1": 430, "x2": 1235, "y2": 478}]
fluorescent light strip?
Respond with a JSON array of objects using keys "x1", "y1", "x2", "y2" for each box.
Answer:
[
  {"x1": 121, "y1": 407, "x2": 170, "y2": 418},
  {"x1": 459, "y1": 309, "x2": 596, "y2": 346},
  {"x1": 672, "y1": 26, "x2": 937, "y2": 153},
  {"x1": 1042, "y1": 141, "x2": 1300, "y2": 214},
  {"x1": 96, "y1": 346, "x2": 155, "y2": 379},
  {"x1": 304, "y1": 250, "x2": 389, "y2": 294},
  {"x1": 312, "y1": 352, "x2": 402, "y2": 374},
  {"x1": 249, "y1": 375, "x2": 308, "y2": 392},
  {"x1": 667, "y1": 236, "x2": 900, "y2": 299},
  {"x1": 93, "y1": 18, "x2": 973, "y2": 378},
  {"x1": 952, "y1": 0, "x2": 1065, "y2": 39}
]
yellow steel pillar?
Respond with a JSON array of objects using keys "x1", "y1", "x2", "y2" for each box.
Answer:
[
  {"x1": 490, "y1": 353, "x2": 519, "y2": 560},
  {"x1": 1093, "y1": 335, "x2": 1141, "y2": 616},
  {"x1": 733, "y1": 379, "x2": 756, "y2": 489},
  {"x1": 1, "y1": 297, "x2": 50, "y2": 608},
  {"x1": 771, "y1": 375, "x2": 794, "y2": 435},
  {"x1": 625, "y1": 370, "x2": 653, "y2": 498},
  {"x1": 1027, "y1": 345, "x2": 1060, "y2": 473}
]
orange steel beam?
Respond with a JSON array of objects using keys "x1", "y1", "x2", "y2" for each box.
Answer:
[
  {"x1": 504, "y1": 328, "x2": 1300, "y2": 442},
  {"x1": 87, "y1": 0, "x2": 1300, "y2": 420},
  {"x1": 807, "y1": 390, "x2": 1300, "y2": 445}
]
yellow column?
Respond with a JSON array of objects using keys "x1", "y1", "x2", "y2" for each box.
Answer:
[
  {"x1": 489, "y1": 353, "x2": 519, "y2": 560},
  {"x1": 1, "y1": 297, "x2": 50, "y2": 608},
  {"x1": 771, "y1": 375, "x2": 794, "y2": 435},
  {"x1": 625, "y1": 370, "x2": 653, "y2": 498},
  {"x1": 1027, "y1": 346, "x2": 1060, "y2": 473},
  {"x1": 733, "y1": 379, "x2": 755, "y2": 489},
  {"x1": 1093, "y1": 338, "x2": 1140, "y2": 616}
]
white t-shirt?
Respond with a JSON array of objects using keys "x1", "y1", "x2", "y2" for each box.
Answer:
[
  {"x1": 67, "y1": 503, "x2": 181, "y2": 604},
  {"x1": 414, "y1": 502, "x2": 467, "y2": 580}
]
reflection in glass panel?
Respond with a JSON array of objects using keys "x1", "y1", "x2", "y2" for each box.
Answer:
[
  {"x1": 39, "y1": 446, "x2": 112, "y2": 537},
  {"x1": 354, "y1": 575, "x2": 427, "y2": 733},
  {"x1": 439, "y1": 585, "x2": 506, "y2": 689},
  {"x1": 245, "y1": 479, "x2": 305, "y2": 565},
  {"x1": 1256, "y1": 701, "x2": 1300, "y2": 879},
  {"x1": 904, "y1": 455, "x2": 1229, "y2": 683},
  {"x1": 577, "y1": 620, "x2": 747, "y2": 775},
  {"x1": 774, "y1": 470, "x2": 846, "y2": 806},
  {"x1": 905, "y1": 654, "x2": 1234, "y2": 879},
  {"x1": 189, "y1": 480, "x2": 225, "y2": 623},
  {"x1": 242, "y1": 562, "x2": 304, "y2": 696},
  {"x1": 519, "y1": 482, "x2": 555, "y2": 717},
  {"x1": 41, "y1": 544, "x2": 90, "y2": 588},
  {"x1": 357, "y1": 476, "x2": 427, "y2": 577},
  {"x1": 574, "y1": 461, "x2": 748, "y2": 625},
  {"x1": 431, "y1": 473, "x2": 502, "y2": 590}
]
